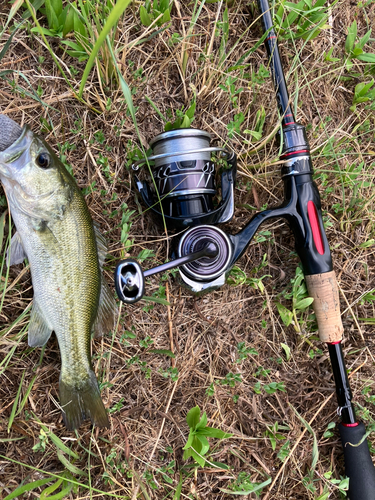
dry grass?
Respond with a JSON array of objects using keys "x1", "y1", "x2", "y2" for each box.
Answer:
[{"x1": 1, "y1": 1, "x2": 375, "y2": 499}]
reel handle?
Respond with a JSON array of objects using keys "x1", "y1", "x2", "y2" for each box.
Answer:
[{"x1": 115, "y1": 242, "x2": 218, "y2": 304}]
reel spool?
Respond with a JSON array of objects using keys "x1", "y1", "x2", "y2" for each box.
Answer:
[{"x1": 133, "y1": 128, "x2": 237, "y2": 230}]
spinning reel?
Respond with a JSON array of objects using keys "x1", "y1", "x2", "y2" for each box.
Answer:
[{"x1": 115, "y1": 123, "x2": 330, "y2": 304}]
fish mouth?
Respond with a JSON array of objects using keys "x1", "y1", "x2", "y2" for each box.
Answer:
[
  {"x1": 0, "y1": 115, "x2": 26, "y2": 177},
  {"x1": 0, "y1": 115, "x2": 23, "y2": 152}
]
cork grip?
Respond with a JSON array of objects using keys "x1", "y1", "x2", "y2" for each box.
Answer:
[{"x1": 305, "y1": 270, "x2": 343, "y2": 343}]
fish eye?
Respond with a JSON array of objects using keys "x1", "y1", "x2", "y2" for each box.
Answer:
[{"x1": 36, "y1": 152, "x2": 51, "y2": 169}]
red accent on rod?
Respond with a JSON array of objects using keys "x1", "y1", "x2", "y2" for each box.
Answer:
[
  {"x1": 266, "y1": 35, "x2": 277, "y2": 40},
  {"x1": 342, "y1": 423, "x2": 359, "y2": 428},
  {"x1": 307, "y1": 201, "x2": 324, "y2": 255},
  {"x1": 283, "y1": 121, "x2": 296, "y2": 126},
  {"x1": 285, "y1": 113, "x2": 293, "y2": 117},
  {"x1": 281, "y1": 149, "x2": 308, "y2": 157},
  {"x1": 328, "y1": 341, "x2": 341, "y2": 345}
]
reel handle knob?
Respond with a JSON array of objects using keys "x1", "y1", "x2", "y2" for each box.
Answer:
[
  {"x1": 115, "y1": 259, "x2": 145, "y2": 304},
  {"x1": 115, "y1": 242, "x2": 219, "y2": 304}
]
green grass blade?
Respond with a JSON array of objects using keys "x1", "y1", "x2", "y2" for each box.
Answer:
[
  {"x1": 39, "y1": 478, "x2": 63, "y2": 500},
  {"x1": 0, "y1": 455, "x2": 123, "y2": 498},
  {"x1": 0, "y1": 26, "x2": 21, "y2": 63},
  {"x1": 7, "y1": 370, "x2": 25, "y2": 433},
  {"x1": 3, "y1": 477, "x2": 52, "y2": 500},
  {"x1": 17, "y1": 374, "x2": 38, "y2": 417},
  {"x1": 56, "y1": 449, "x2": 88, "y2": 476},
  {"x1": 290, "y1": 404, "x2": 319, "y2": 470},
  {"x1": 78, "y1": 0, "x2": 132, "y2": 98},
  {"x1": 34, "y1": 420, "x2": 80, "y2": 459}
]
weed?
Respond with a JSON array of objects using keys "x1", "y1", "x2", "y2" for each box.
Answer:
[
  {"x1": 345, "y1": 20, "x2": 375, "y2": 71},
  {"x1": 275, "y1": 266, "x2": 314, "y2": 332},
  {"x1": 219, "y1": 76, "x2": 244, "y2": 108},
  {"x1": 236, "y1": 342, "x2": 259, "y2": 362},
  {"x1": 165, "y1": 94, "x2": 196, "y2": 130},
  {"x1": 264, "y1": 421, "x2": 289, "y2": 451},
  {"x1": 139, "y1": 0, "x2": 171, "y2": 27},
  {"x1": 159, "y1": 366, "x2": 178, "y2": 382},
  {"x1": 223, "y1": 473, "x2": 271, "y2": 497},
  {"x1": 183, "y1": 405, "x2": 232, "y2": 468},
  {"x1": 274, "y1": 0, "x2": 333, "y2": 41}
]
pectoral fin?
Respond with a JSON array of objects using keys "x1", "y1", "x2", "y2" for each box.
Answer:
[
  {"x1": 93, "y1": 222, "x2": 108, "y2": 269},
  {"x1": 6, "y1": 232, "x2": 27, "y2": 266},
  {"x1": 93, "y1": 278, "x2": 117, "y2": 338},
  {"x1": 28, "y1": 300, "x2": 53, "y2": 347}
]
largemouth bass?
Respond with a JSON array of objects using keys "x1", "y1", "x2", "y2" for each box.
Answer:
[{"x1": 0, "y1": 114, "x2": 116, "y2": 430}]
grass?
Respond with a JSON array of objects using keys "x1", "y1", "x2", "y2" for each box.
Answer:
[{"x1": 0, "y1": 0, "x2": 375, "y2": 498}]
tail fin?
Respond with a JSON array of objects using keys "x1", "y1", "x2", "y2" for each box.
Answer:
[{"x1": 59, "y1": 370, "x2": 109, "y2": 430}]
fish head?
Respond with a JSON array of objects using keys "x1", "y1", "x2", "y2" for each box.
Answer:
[{"x1": 0, "y1": 115, "x2": 74, "y2": 221}]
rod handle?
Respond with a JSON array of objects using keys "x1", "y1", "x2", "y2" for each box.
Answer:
[
  {"x1": 305, "y1": 271, "x2": 343, "y2": 343},
  {"x1": 339, "y1": 423, "x2": 375, "y2": 500}
]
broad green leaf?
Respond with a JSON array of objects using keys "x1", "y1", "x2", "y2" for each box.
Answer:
[
  {"x1": 199, "y1": 427, "x2": 232, "y2": 439},
  {"x1": 161, "y1": 9, "x2": 170, "y2": 24},
  {"x1": 356, "y1": 53, "x2": 375, "y2": 63},
  {"x1": 294, "y1": 297, "x2": 314, "y2": 310},
  {"x1": 50, "y1": 0, "x2": 63, "y2": 18},
  {"x1": 196, "y1": 411, "x2": 207, "y2": 430},
  {"x1": 140, "y1": 5, "x2": 151, "y2": 26},
  {"x1": 275, "y1": 302, "x2": 293, "y2": 327},
  {"x1": 315, "y1": 492, "x2": 330, "y2": 500},
  {"x1": 196, "y1": 435, "x2": 210, "y2": 455},
  {"x1": 73, "y1": 10, "x2": 87, "y2": 38},
  {"x1": 44, "y1": 0, "x2": 60, "y2": 30},
  {"x1": 358, "y1": 28, "x2": 372, "y2": 49},
  {"x1": 63, "y1": 6, "x2": 75, "y2": 37},
  {"x1": 192, "y1": 436, "x2": 202, "y2": 453},
  {"x1": 280, "y1": 342, "x2": 291, "y2": 361},
  {"x1": 180, "y1": 115, "x2": 192, "y2": 128},
  {"x1": 190, "y1": 448, "x2": 206, "y2": 467},
  {"x1": 345, "y1": 20, "x2": 357, "y2": 54},
  {"x1": 183, "y1": 431, "x2": 195, "y2": 450},
  {"x1": 186, "y1": 406, "x2": 200, "y2": 429}
]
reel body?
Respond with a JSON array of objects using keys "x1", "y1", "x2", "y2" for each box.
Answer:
[{"x1": 133, "y1": 128, "x2": 237, "y2": 230}]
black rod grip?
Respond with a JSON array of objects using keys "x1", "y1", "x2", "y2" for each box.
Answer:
[{"x1": 339, "y1": 422, "x2": 375, "y2": 499}]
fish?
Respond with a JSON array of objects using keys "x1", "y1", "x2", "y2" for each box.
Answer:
[{"x1": 0, "y1": 114, "x2": 116, "y2": 430}]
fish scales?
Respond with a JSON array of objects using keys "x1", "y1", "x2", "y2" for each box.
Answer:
[{"x1": 0, "y1": 115, "x2": 115, "y2": 430}]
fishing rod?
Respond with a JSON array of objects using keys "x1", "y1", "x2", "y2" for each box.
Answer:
[
  {"x1": 114, "y1": 2, "x2": 375, "y2": 497},
  {"x1": 258, "y1": 1, "x2": 375, "y2": 497}
]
